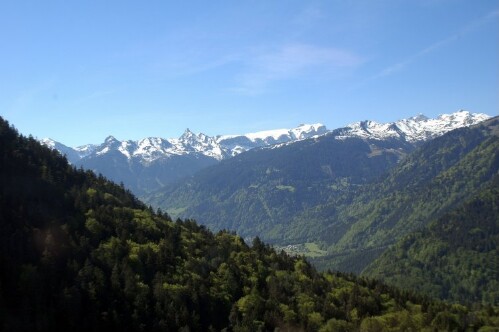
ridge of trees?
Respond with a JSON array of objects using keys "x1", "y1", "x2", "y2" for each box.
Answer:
[
  {"x1": 1, "y1": 117, "x2": 498, "y2": 331},
  {"x1": 146, "y1": 117, "x2": 499, "y2": 279},
  {"x1": 363, "y1": 175, "x2": 499, "y2": 305}
]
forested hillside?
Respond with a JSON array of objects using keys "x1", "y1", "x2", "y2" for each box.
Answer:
[
  {"x1": 310, "y1": 117, "x2": 499, "y2": 273},
  {"x1": 363, "y1": 175, "x2": 499, "y2": 305},
  {"x1": 146, "y1": 134, "x2": 415, "y2": 242},
  {"x1": 2, "y1": 116, "x2": 498, "y2": 331},
  {"x1": 147, "y1": 117, "x2": 498, "y2": 276}
]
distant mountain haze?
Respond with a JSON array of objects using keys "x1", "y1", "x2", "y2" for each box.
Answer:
[
  {"x1": 4, "y1": 114, "x2": 498, "y2": 329},
  {"x1": 41, "y1": 110, "x2": 489, "y2": 196},
  {"x1": 145, "y1": 114, "x2": 497, "y2": 276},
  {"x1": 41, "y1": 123, "x2": 328, "y2": 194}
]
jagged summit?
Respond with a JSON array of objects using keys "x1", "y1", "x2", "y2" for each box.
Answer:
[
  {"x1": 179, "y1": 128, "x2": 195, "y2": 140},
  {"x1": 41, "y1": 110, "x2": 490, "y2": 166},
  {"x1": 40, "y1": 137, "x2": 57, "y2": 148},
  {"x1": 39, "y1": 110, "x2": 491, "y2": 195},
  {"x1": 215, "y1": 123, "x2": 328, "y2": 156},
  {"x1": 42, "y1": 123, "x2": 331, "y2": 164},
  {"x1": 334, "y1": 110, "x2": 490, "y2": 142},
  {"x1": 104, "y1": 135, "x2": 118, "y2": 143},
  {"x1": 410, "y1": 113, "x2": 429, "y2": 122}
]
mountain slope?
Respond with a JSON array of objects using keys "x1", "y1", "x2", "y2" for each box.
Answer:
[
  {"x1": 42, "y1": 124, "x2": 328, "y2": 195},
  {"x1": 333, "y1": 111, "x2": 489, "y2": 142},
  {"x1": 147, "y1": 134, "x2": 416, "y2": 242},
  {"x1": 216, "y1": 123, "x2": 328, "y2": 156},
  {"x1": 147, "y1": 113, "x2": 494, "y2": 238},
  {"x1": 309, "y1": 117, "x2": 499, "y2": 273},
  {"x1": 363, "y1": 175, "x2": 499, "y2": 305},
  {"x1": 147, "y1": 116, "x2": 498, "y2": 276},
  {"x1": 4, "y1": 116, "x2": 497, "y2": 330},
  {"x1": 42, "y1": 110, "x2": 488, "y2": 197}
]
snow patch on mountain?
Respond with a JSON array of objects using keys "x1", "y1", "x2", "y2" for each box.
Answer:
[
  {"x1": 40, "y1": 110, "x2": 490, "y2": 166},
  {"x1": 334, "y1": 110, "x2": 490, "y2": 142},
  {"x1": 74, "y1": 144, "x2": 98, "y2": 158},
  {"x1": 216, "y1": 123, "x2": 328, "y2": 156},
  {"x1": 218, "y1": 123, "x2": 326, "y2": 142},
  {"x1": 40, "y1": 138, "x2": 94, "y2": 163}
]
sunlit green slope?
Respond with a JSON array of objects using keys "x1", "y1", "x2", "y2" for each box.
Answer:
[
  {"x1": 363, "y1": 175, "x2": 499, "y2": 305},
  {"x1": 2, "y1": 116, "x2": 498, "y2": 331}
]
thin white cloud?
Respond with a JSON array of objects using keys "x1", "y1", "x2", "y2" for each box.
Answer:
[
  {"x1": 152, "y1": 53, "x2": 241, "y2": 78},
  {"x1": 232, "y1": 43, "x2": 364, "y2": 95},
  {"x1": 375, "y1": 34, "x2": 458, "y2": 79},
  {"x1": 73, "y1": 89, "x2": 119, "y2": 106},
  {"x1": 363, "y1": 8, "x2": 499, "y2": 84}
]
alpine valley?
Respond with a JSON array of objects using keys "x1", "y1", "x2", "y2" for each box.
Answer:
[
  {"x1": 42, "y1": 110, "x2": 487, "y2": 197},
  {"x1": 3, "y1": 115, "x2": 499, "y2": 330},
  {"x1": 41, "y1": 110, "x2": 499, "y2": 306},
  {"x1": 41, "y1": 124, "x2": 328, "y2": 195},
  {"x1": 138, "y1": 112, "x2": 487, "y2": 224}
]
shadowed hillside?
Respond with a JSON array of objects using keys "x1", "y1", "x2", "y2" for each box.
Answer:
[{"x1": 2, "y1": 116, "x2": 498, "y2": 330}]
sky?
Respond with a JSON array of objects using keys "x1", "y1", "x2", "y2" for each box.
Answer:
[{"x1": 0, "y1": 0, "x2": 498, "y2": 147}]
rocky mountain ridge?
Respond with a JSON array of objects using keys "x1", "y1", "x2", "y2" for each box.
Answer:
[
  {"x1": 42, "y1": 110, "x2": 489, "y2": 165},
  {"x1": 40, "y1": 110, "x2": 491, "y2": 195},
  {"x1": 41, "y1": 123, "x2": 329, "y2": 164},
  {"x1": 332, "y1": 110, "x2": 490, "y2": 142}
]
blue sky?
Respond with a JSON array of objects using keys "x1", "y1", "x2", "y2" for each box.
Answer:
[{"x1": 1, "y1": 0, "x2": 497, "y2": 146}]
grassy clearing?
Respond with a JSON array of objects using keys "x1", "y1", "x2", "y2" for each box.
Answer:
[
  {"x1": 278, "y1": 242, "x2": 327, "y2": 258},
  {"x1": 167, "y1": 206, "x2": 187, "y2": 217},
  {"x1": 276, "y1": 185, "x2": 296, "y2": 192}
]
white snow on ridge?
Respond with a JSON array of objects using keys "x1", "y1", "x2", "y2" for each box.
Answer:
[
  {"x1": 289, "y1": 123, "x2": 327, "y2": 140},
  {"x1": 96, "y1": 146, "x2": 110, "y2": 156},
  {"x1": 40, "y1": 110, "x2": 491, "y2": 165},
  {"x1": 74, "y1": 144, "x2": 97, "y2": 158},
  {"x1": 336, "y1": 110, "x2": 490, "y2": 142},
  {"x1": 218, "y1": 123, "x2": 326, "y2": 142},
  {"x1": 245, "y1": 128, "x2": 291, "y2": 141},
  {"x1": 118, "y1": 141, "x2": 135, "y2": 159},
  {"x1": 40, "y1": 138, "x2": 57, "y2": 149},
  {"x1": 40, "y1": 138, "x2": 95, "y2": 163},
  {"x1": 214, "y1": 123, "x2": 328, "y2": 157}
]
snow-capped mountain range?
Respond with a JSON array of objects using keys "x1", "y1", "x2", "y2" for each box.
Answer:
[
  {"x1": 42, "y1": 110, "x2": 489, "y2": 164},
  {"x1": 332, "y1": 110, "x2": 490, "y2": 142},
  {"x1": 41, "y1": 123, "x2": 329, "y2": 165},
  {"x1": 40, "y1": 110, "x2": 490, "y2": 195}
]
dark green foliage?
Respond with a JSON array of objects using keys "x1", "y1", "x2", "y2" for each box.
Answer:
[
  {"x1": 310, "y1": 117, "x2": 499, "y2": 273},
  {"x1": 1, "y1": 116, "x2": 498, "y2": 331},
  {"x1": 364, "y1": 175, "x2": 499, "y2": 305},
  {"x1": 145, "y1": 135, "x2": 414, "y2": 243},
  {"x1": 147, "y1": 118, "x2": 499, "y2": 279}
]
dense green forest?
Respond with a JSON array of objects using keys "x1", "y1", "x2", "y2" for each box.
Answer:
[
  {"x1": 145, "y1": 134, "x2": 415, "y2": 243},
  {"x1": 2, "y1": 116, "x2": 498, "y2": 330},
  {"x1": 364, "y1": 175, "x2": 499, "y2": 305},
  {"x1": 311, "y1": 117, "x2": 499, "y2": 273},
  {"x1": 146, "y1": 117, "x2": 499, "y2": 277}
]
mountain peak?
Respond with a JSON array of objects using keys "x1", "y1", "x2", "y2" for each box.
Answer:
[
  {"x1": 41, "y1": 110, "x2": 491, "y2": 175},
  {"x1": 104, "y1": 135, "x2": 119, "y2": 143},
  {"x1": 410, "y1": 113, "x2": 429, "y2": 122},
  {"x1": 183, "y1": 128, "x2": 194, "y2": 134},
  {"x1": 40, "y1": 138, "x2": 56, "y2": 148},
  {"x1": 337, "y1": 110, "x2": 490, "y2": 142}
]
